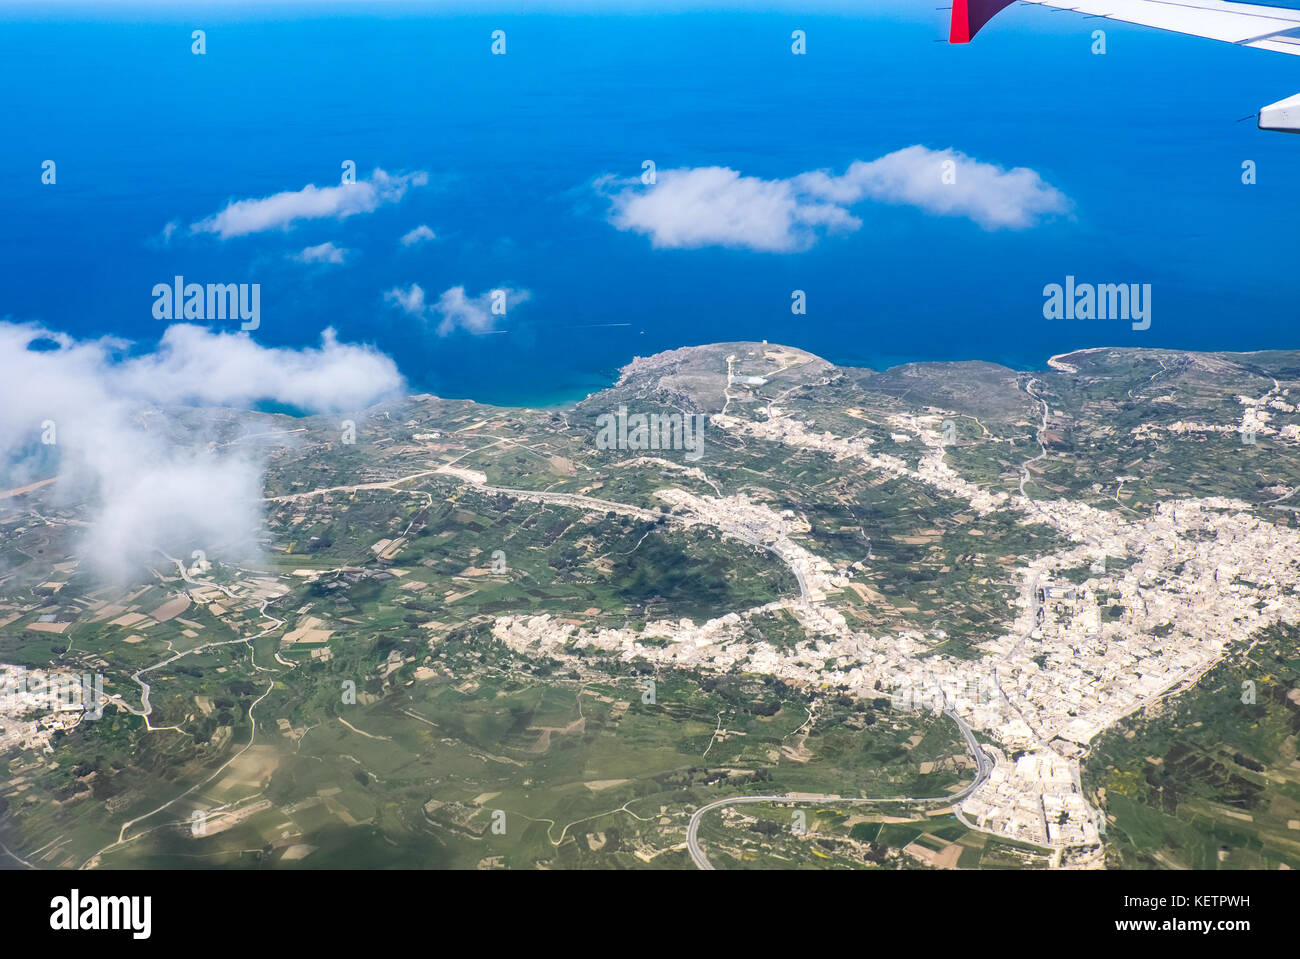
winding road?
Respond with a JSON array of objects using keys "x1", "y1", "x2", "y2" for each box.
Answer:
[{"x1": 685, "y1": 706, "x2": 994, "y2": 870}]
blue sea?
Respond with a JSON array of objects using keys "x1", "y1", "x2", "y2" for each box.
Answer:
[{"x1": 2, "y1": 1, "x2": 1298, "y2": 406}]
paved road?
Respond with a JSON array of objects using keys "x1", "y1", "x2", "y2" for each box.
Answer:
[
  {"x1": 685, "y1": 707, "x2": 993, "y2": 870},
  {"x1": 108, "y1": 554, "x2": 284, "y2": 727},
  {"x1": 1018, "y1": 376, "x2": 1050, "y2": 501},
  {"x1": 480, "y1": 483, "x2": 813, "y2": 605},
  {"x1": 264, "y1": 468, "x2": 816, "y2": 606}
]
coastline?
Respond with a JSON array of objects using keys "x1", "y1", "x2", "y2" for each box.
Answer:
[{"x1": 396, "y1": 341, "x2": 1300, "y2": 412}]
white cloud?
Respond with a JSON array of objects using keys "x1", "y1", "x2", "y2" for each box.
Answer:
[
  {"x1": 599, "y1": 167, "x2": 855, "y2": 253},
  {"x1": 400, "y1": 225, "x2": 437, "y2": 247},
  {"x1": 794, "y1": 146, "x2": 1071, "y2": 230},
  {"x1": 190, "y1": 168, "x2": 428, "y2": 239},
  {"x1": 293, "y1": 241, "x2": 350, "y2": 265},
  {"x1": 431, "y1": 286, "x2": 529, "y2": 336},
  {"x1": 0, "y1": 322, "x2": 404, "y2": 580},
  {"x1": 599, "y1": 146, "x2": 1070, "y2": 252},
  {"x1": 385, "y1": 284, "x2": 530, "y2": 335},
  {"x1": 116, "y1": 324, "x2": 404, "y2": 412},
  {"x1": 384, "y1": 283, "x2": 427, "y2": 317}
]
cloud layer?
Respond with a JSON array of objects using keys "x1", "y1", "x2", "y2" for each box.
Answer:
[
  {"x1": 0, "y1": 323, "x2": 404, "y2": 579},
  {"x1": 191, "y1": 168, "x2": 427, "y2": 239},
  {"x1": 599, "y1": 146, "x2": 1071, "y2": 252}
]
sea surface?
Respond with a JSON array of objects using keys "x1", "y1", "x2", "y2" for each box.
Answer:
[{"x1": 2, "y1": 2, "x2": 1298, "y2": 406}]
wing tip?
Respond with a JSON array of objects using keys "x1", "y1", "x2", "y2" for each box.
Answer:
[
  {"x1": 951, "y1": 0, "x2": 1016, "y2": 44},
  {"x1": 950, "y1": 0, "x2": 973, "y2": 43}
]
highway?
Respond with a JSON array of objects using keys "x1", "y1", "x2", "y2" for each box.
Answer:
[{"x1": 685, "y1": 707, "x2": 993, "y2": 870}]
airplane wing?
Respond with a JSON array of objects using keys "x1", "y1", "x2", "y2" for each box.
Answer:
[
  {"x1": 951, "y1": 0, "x2": 1300, "y2": 130},
  {"x1": 951, "y1": 0, "x2": 1300, "y2": 53}
]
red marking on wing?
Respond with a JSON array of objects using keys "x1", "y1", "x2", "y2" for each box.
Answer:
[{"x1": 951, "y1": 0, "x2": 1017, "y2": 43}]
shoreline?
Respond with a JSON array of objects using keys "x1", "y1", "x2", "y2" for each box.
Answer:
[{"x1": 402, "y1": 341, "x2": 1300, "y2": 412}]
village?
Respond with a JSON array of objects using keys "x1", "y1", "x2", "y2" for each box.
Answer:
[{"x1": 492, "y1": 374, "x2": 1300, "y2": 865}]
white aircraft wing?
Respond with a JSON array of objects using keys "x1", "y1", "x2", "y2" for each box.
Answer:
[
  {"x1": 952, "y1": 0, "x2": 1300, "y2": 52},
  {"x1": 951, "y1": 0, "x2": 1300, "y2": 129}
]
